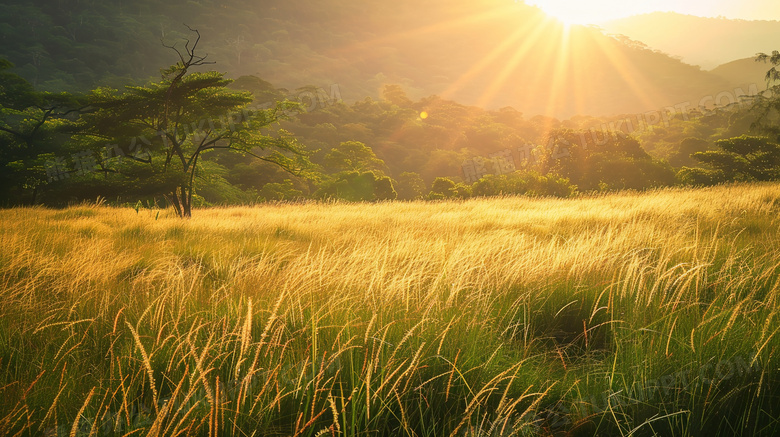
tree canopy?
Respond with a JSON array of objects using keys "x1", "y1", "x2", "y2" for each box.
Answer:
[{"x1": 77, "y1": 30, "x2": 314, "y2": 217}]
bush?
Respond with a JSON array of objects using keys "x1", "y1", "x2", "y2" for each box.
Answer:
[
  {"x1": 428, "y1": 177, "x2": 457, "y2": 199},
  {"x1": 315, "y1": 171, "x2": 397, "y2": 201},
  {"x1": 472, "y1": 171, "x2": 577, "y2": 198}
]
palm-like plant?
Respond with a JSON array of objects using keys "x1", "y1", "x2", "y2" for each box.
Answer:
[
  {"x1": 756, "y1": 50, "x2": 780, "y2": 86},
  {"x1": 751, "y1": 51, "x2": 780, "y2": 139}
]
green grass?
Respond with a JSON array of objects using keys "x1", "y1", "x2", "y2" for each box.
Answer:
[{"x1": 0, "y1": 184, "x2": 779, "y2": 436}]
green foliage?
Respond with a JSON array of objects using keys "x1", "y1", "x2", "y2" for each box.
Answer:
[
  {"x1": 323, "y1": 141, "x2": 387, "y2": 174},
  {"x1": 689, "y1": 136, "x2": 780, "y2": 183},
  {"x1": 192, "y1": 160, "x2": 258, "y2": 205},
  {"x1": 1, "y1": 20, "x2": 773, "y2": 208},
  {"x1": 228, "y1": 75, "x2": 287, "y2": 104},
  {"x1": 428, "y1": 177, "x2": 457, "y2": 200},
  {"x1": 542, "y1": 129, "x2": 676, "y2": 191},
  {"x1": 669, "y1": 137, "x2": 710, "y2": 168},
  {"x1": 373, "y1": 174, "x2": 397, "y2": 201},
  {"x1": 427, "y1": 177, "x2": 472, "y2": 199},
  {"x1": 453, "y1": 182, "x2": 472, "y2": 199},
  {"x1": 224, "y1": 157, "x2": 311, "y2": 195},
  {"x1": 750, "y1": 51, "x2": 780, "y2": 139},
  {"x1": 0, "y1": 60, "x2": 39, "y2": 110},
  {"x1": 382, "y1": 84, "x2": 414, "y2": 107},
  {"x1": 677, "y1": 167, "x2": 727, "y2": 186},
  {"x1": 756, "y1": 50, "x2": 780, "y2": 86},
  {"x1": 472, "y1": 171, "x2": 576, "y2": 198},
  {"x1": 395, "y1": 172, "x2": 427, "y2": 200},
  {"x1": 1, "y1": 0, "x2": 755, "y2": 206},
  {"x1": 0, "y1": 0, "x2": 174, "y2": 92},
  {"x1": 259, "y1": 180, "x2": 304, "y2": 201},
  {"x1": 314, "y1": 171, "x2": 396, "y2": 202},
  {"x1": 0, "y1": 60, "x2": 86, "y2": 205},
  {"x1": 78, "y1": 30, "x2": 314, "y2": 217}
]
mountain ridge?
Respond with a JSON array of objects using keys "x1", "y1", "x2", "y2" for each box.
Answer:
[
  {"x1": 601, "y1": 11, "x2": 780, "y2": 69},
  {"x1": 0, "y1": 0, "x2": 771, "y2": 118}
]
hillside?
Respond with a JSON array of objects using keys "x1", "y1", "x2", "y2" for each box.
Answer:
[
  {"x1": 710, "y1": 57, "x2": 775, "y2": 90},
  {"x1": 602, "y1": 12, "x2": 780, "y2": 69},
  {"x1": 0, "y1": 0, "x2": 747, "y2": 117}
]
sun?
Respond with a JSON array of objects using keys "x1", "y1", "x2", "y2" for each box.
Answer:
[
  {"x1": 539, "y1": 8, "x2": 590, "y2": 26},
  {"x1": 531, "y1": 4, "x2": 600, "y2": 26}
]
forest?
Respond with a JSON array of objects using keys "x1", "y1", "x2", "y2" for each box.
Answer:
[
  {"x1": 2, "y1": 0, "x2": 780, "y2": 215},
  {"x1": 2, "y1": 43, "x2": 779, "y2": 212}
]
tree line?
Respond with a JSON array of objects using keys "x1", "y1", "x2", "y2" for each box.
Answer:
[{"x1": 2, "y1": 30, "x2": 780, "y2": 217}]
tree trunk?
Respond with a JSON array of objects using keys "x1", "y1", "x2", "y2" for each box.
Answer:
[
  {"x1": 182, "y1": 156, "x2": 198, "y2": 219},
  {"x1": 163, "y1": 184, "x2": 194, "y2": 219},
  {"x1": 180, "y1": 186, "x2": 192, "y2": 218},
  {"x1": 165, "y1": 192, "x2": 184, "y2": 218}
]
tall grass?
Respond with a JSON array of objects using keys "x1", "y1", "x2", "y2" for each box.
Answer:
[{"x1": 0, "y1": 184, "x2": 779, "y2": 436}]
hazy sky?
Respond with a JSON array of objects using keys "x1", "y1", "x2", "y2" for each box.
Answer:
[{"x1": 525, "y1": 0, "x2": 780, "y2": 24}]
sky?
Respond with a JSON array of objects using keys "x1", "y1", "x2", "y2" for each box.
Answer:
[{"x1": 524, "y1": 0, "x2": 780, "y2": 25}]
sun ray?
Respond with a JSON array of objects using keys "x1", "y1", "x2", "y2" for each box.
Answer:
[
  {"x1": 329, "y1": 6, "x2": 511, "y2": 59},
  {"x1": 540, "y1": 24, "x2": 572, "y2": 120},
  {"x1": 436, "y1": 19, "x2": 540, "y2": 102},
  {"x1": 567, "y1": 28, "x2": 591, "y2": 116},
  {"x1": 321, "y1": 3, "x2": 526, "y2": 98},
  {"x1": 589, "y1": 31, "x2": 662, "y2": 113},
  {"x1": 473, "y1": 15, "x2": 561, "y2": 109},
  {"x1": 325, "y1": 0, "x2": 673, "y2": 123}
]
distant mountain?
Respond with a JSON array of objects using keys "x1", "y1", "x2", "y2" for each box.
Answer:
[
  {"x1": 710, "y1": 58, "x2": 771, "y2": 90},
  {"x1": 601, "y1": 12, "x2": 780, "y2": 69},
  {"x1": 0, "y1": 0, "x2": 758, "y2": 117},
  {"x1": 238, "y1": 0, "x2": 736, "y2": 118},
  {"x1": 710, "y1": 57, "x2": 774, "y2": 91}
]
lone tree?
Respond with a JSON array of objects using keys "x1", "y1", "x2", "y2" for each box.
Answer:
[
  {"x1": 679, "y1": 136, "x2": 780, "y2": 185},
  {"x1": 80, "y1": 27, "x2": 313, "y2": 217}
]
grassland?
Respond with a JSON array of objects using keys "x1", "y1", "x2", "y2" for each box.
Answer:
[{"x1": 1, "y1": 184, "x2": 779, "y2": 436}]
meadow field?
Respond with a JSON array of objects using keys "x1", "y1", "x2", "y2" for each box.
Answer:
[{"x1": 1, "y1": 184, "x2": 779, "y2": 436}]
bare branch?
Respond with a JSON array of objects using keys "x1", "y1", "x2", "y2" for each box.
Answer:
[
  {"x1": 182, "y1": 25, "x2": 214, "y2": 67},
  {"x1": 161, "y1": 39, "x2": 187, "y2": 66}
]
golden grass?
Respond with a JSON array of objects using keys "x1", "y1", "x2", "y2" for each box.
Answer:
[{"x1": 0, "y1": 183, "x2": 779, "y2": 436}]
